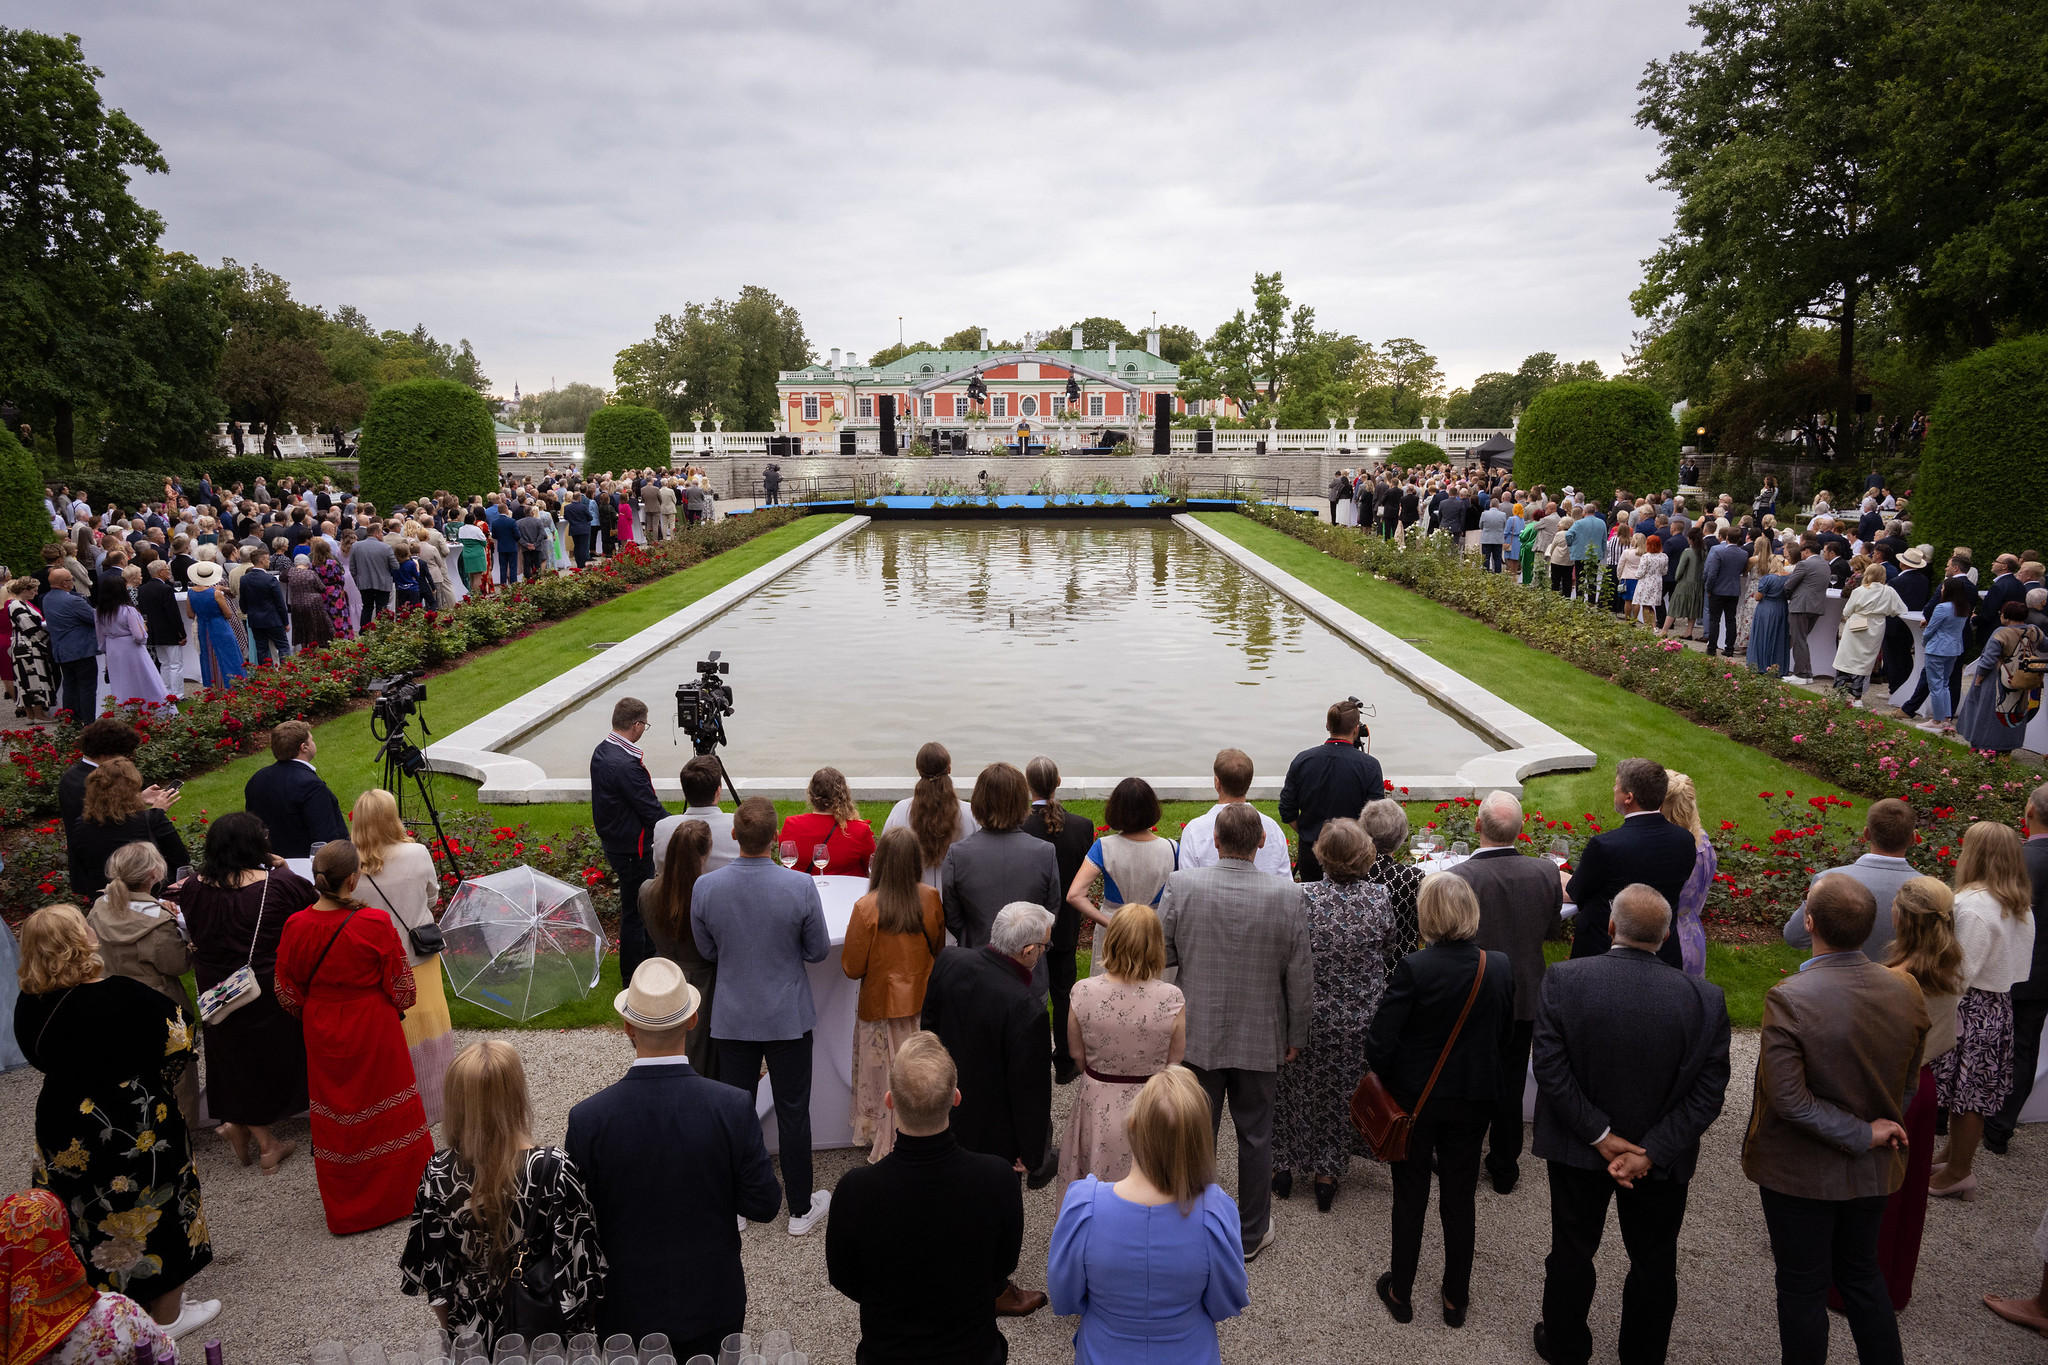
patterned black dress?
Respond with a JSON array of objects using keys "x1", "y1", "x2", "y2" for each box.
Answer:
[
  {"x1": 1271, "y1": 878, "x2": 1400, "y2": 1178},
  {"x1": 1364, "y1": 855, "x2": 1427, "y2": 974},
  {"x1": 400, "y1": 1146, "x2": 607, "y2": 1349}
]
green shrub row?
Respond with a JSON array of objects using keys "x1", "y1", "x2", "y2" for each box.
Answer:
[
  {"x1": 582, "y1": 404, "x2": 671, "y2": 480},
  {"x1": 357, "y1": 377, "x2": 501, "y2": 511},
  {"x1": 1916, "y1": 334, "x2": 2048, "y2": 571}
]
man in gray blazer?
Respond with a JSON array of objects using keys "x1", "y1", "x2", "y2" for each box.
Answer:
[
  {"x1": 1532, "y1": 885, "x2": 1730, "y2": 1365},
  {"x1": 1783, "y1": 544, "x2": 1831, "y2": 682},
  {"x1": 1159, "y1": 804, "x2": 1312, "y2": 1261},
  {"x1": 1450, "y1": 791, "x2": 1563, "y2": 1194},
  {"x1": 1781, "y1": 798, "x2": 1916, "y2": 960}
]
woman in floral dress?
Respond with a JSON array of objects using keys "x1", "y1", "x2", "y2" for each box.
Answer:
[
  {"x1": 311, "y1": 539, "x2": 353, "y2": 639},
  {"x1": 1057, "y1": 905, "x2": 1184, "y2": 1189},
  {"x1": 1272, "y1": 819, "x2": 1401, "y2": 1210},
  {"x1": 11, "y1": 905, "x2": 215, "y2": 1336}
]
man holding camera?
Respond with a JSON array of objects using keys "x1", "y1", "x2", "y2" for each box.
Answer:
[
  {"x1": 592, "y1": 697, "x2": 670, "y2": 983},
  {"x1": 1278, "y1": 699, "x2": 1388, "y2": 882}
]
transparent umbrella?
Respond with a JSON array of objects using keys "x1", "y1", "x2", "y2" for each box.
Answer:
[{"x1": 440, "y1": 865, "x2": 607, "y2": 1021}]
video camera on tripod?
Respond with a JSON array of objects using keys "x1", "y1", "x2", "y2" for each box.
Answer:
[
  {"x1": 675, "y1": 651, "x2": 734, "y2": 756},
  {"x1": 370, "y1": 670, "x2": 429, "y2": 746},
  {"x1": 367, "y1": 669, "x2": 461, "y2": 881}
]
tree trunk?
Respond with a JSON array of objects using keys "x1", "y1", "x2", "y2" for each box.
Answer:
[
  {"x1": 1835, "y1": 281, "x2": 1858, "y2": 459},
  {"x1": 54, "y1": 400, "x2": 74, "y2": 467}
]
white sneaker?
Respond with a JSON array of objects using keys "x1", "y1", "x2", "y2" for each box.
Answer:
[
  {"x1": 166, "y1": 1296, "x2": 222, "y2": 1340},
  {"x1": 1244, "y1": 1224, "x2": 1278, "y2": 1262},
  {"x1": 1784, "y1": 674, "x2": 1810, "y2": 685},
  {"x1": 738, "y1": 1214, "x2": 747, "y2": 1233},
  {"x1": 788, "y1": 1189, "x2": 831, "y2": 1237}
]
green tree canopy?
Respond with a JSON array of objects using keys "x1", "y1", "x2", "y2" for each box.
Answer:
[
  {"x1": 355, "y1": 378, "x2": 497, "y2": 511},
  {"x1": 613, "y1": 285, "x2": 810, "y2": 430},
  {"x1": 1444, "y1": 353, "x2": 1604, "y2": 427},
  {"x1": 515, "y1": 382, "x2": 610, "y2": 433},
  {"x1": 582, "y1": 404, "x2": 670, "y2": 480},
  {"x1": 0, "y1": 427, "x2": 53, "y2": 576},
  {"x1": 865, "y1": 340, "x2": 935, "y2": 369},
  {"x1": 1914, "y1": 335, "x2": 2048, "y2": 568},
  {"x1": 1514, "y1": 380, "x2": 1680, "y2": 497}
]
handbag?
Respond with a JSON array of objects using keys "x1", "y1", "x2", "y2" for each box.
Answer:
[
  {"x1": 500, "y1": 1150, "x2": 570, "y2": 1337},
  {"x1": 1349, "y1": 951, "x2": 1488, "y2": 1164},
  {"x1": 197, "y1": 869, "x2": 274, "y2": 1025},
  {"x1": 363, "y1": 870, "x2": 444, "y2": 957}
]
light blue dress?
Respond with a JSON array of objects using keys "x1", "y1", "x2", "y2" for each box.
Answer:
[
  {"x1": 1048, "y1": 1177, "x2": 1249, "y2": 1365},
  {"x1": 1746, "y1": 573, "x2": 1791, "y2": 676},
  {"x1": 189, "y1": 585, "x2": 246, "y2": 688}
]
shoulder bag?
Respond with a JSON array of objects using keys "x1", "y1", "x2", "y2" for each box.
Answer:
[
  {"x1": 500, "y1": 1149, "x2": 570, "y2": 1337},
  {"x1": 197, "y1": 869, "x2": 274, "y2": 1026},
  {"x1": 1349, "y1": 951, "x2": 1488, "y2": 1164},
  {"x1": 363, "y1": 870, "x2": 444, "y2": 957}
]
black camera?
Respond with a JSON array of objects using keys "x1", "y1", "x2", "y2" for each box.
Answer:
[
  {"x1": 1344, "y1": 694, "x2": 1376, "y2": 748},
  {"x1": 676, "y1": 651, "x2": 734, "y2": 756},
  {"x1": 370, "y1": 670, "x2": 428, "y2": 734}
]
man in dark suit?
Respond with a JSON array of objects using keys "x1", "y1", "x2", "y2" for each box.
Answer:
[
  {"x1": 1021, "y1": 773, "x2": 1097, "y2": 1085},
  {"x1": 828, "y1": 1032, "x2": 1038, "y2": 1347},
  {"x1": 242, "y1": 721, "x2": 347, "y2": 858},
  {"x1": 137, "y1": 561, "x2": 187, "y2": 695},
  {"x1": 564, "y1": 493, "x2": 595, "y2": 567},
  {"x1": 1565, "y1": 759, "x2": 1697, "y2": 966},
  {"x1": 567, "y1": 960, "x2": 782, "y2": 1360},
  {"x1": 1278, "y1": 698, "x2": 1387, "y2": 882},
  {"x1": 1438, "y1": 487, "x2": 1469, "y2": 555},
  {"x1": 591, "y1": 696, "x2": 670, "y2": 983},
  {"x1": 239, "y1": 549, "x2": 291, "y2": 665},
  {"x1": 1987, "y1": 781, "x2": 2048, "y2": 1154},
  {"x1": 1977, "y1": 554, "x2": 2026, "y2": 650},
  {"x1": 1450, "y1": 791, "x2": 1564, "y2": 1194},
  {"x1": 41, "y1": 568, "x2": 99, "y2": 722},
  {"x1": 1532, "y1": 885, "x2": 1731, "y2": 1365}
]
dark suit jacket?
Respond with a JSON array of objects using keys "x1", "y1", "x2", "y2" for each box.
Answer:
[
  {"x1": 590, "y1": 736, "x2": 668, "y2": 864},
  {"x1": 68, "y1": 808, "x2": 189, "y2": 900},
  {"x1": 242, "y1": 759, "x2": 348, "y2": 858},
  {"x1": 1565, "y1": 812, "x2": 1697, "y2": 967},
  {"x1": 2017, "y1": 837, "x2": 2048, "y2": 1001},
  {"x1": 1532, "y1": 947, "x2": 1731, "y2": 1182},
  {"x1": 239, "y1": 567, "x2": 288, "y2": 632},
  {"x1": 1449, "y1": 846, "x2": 1563, "y2": 1020},
  {"x1": 1364, "y1": 941, "x2": 1514, "y2": 1109},
  {"x1": 136, "y1": 577, "x2": 185, "y2": 646},
  {"x1": 58, "y1": 759, "x2": 94, "y2": 839},
  {"x1": 1278, "y1": 740, "x2": 1385, "y2": 868},
  {"x1": 1023, "y1": 805, "x2": 1096, "y2": 953},
  {"x1": 921, "y1": 946, "x2": 1051, "y2": 1165},
  {"x1": 565, "y1": 1062, "x2": 781, "y2": 1344}
]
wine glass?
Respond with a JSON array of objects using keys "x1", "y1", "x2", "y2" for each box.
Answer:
[
  {"x1": 635, "y1": 1340, "x2": 666, "y2": 1363},
  {"x1": 756, "y1": 1335, "x2": 791, "y2": 1364},
  {"x1": 532, "y1": 1340, "x2": 563, "y2": 1362},
  {"x1": 1548, "y1": 837, "x2": 1569, "y2": 868},
  {"x1": 716, "y1": 1336, "x2": 751, "y2": 1365},
  {"x1": 1450, "y1": 841, "x2": 1469, "y2": 859},
  {"x1": 777, "y1": 841, "x2": 797, "y2": 867},
  {"x1": 811, "y1": 844, "x2": 830, "y2": 875}
]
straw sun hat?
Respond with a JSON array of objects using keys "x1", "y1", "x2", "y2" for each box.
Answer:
[{"x1": 614, "y1": 958, "x2": 700, "y2": 1030}]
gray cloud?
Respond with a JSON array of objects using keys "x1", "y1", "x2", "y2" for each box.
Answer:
[{"x1": 25, "y1": 0, "x2": 1697, "y2": 393}]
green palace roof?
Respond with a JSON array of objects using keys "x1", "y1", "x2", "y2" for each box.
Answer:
[{"x1": 781, "y1": 348, "x2": 1180, "y2": 382}]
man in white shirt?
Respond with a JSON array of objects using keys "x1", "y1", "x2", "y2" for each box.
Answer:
[
  {"x1": 1179, "y1": 748, "x2": 1292, "y2": 879},
  {"x1": 653, "y1": 754, "x2": 741, "y2": 871}
]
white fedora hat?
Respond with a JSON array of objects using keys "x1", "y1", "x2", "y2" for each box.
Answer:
[{"x1": 614, "y1": 958, "x2": 699, "y2": 1029}]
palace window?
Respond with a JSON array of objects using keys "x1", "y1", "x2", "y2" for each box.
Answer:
[
  {"x1": 857, "y1": 396, "x2": 873, "y2": 419},
  {"x1": 1052, "y1": 395, "x2": 1066, "y2": 416},
  {"x1": 921, "y1": 395, "x2": 933, "y2": 418},
  {"x1": 1089, "y1": 393, "x2": 1104, "y2": 417},
  {"x1": 992, "y1": 395, "x2": 1008, "y2": 418},
  {"x1": 802, "y1": 395, "x2": 819, "y2": 422},
  {"x1": 1021, "y1": 396, "x2": 1037, "y2": 417}
]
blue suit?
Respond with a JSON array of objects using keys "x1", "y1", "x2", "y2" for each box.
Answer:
[
  {"x1": 239, "y1": 566, "x2": 290, "y2": 664},
  {"x1": 41, "y1": 588, "x2": 99, "y2": 721},
  {"x1": 242, "y1": 758, "x2": 349, "y2": 858},
  {"x1": 489, "y1": 509, "x2": 522, "y2": 583},
  {"x1": 565, "y1": 1062, "x2": 781, "y2": 1353}
]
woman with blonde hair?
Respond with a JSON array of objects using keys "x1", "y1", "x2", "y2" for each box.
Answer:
[
  {"x1": 1661, "y1": 773, "x2": 1716, "y2": 977},
  {"x1": 1059, "y1": 905, "x2": 1186, "y2": 1189},
  {"x1": 841, "y1": 827, "x2": 944, "y2": 1158},
  {"x1": 88, "y1": 840, "x2": 201, "y2": 1128},
  {"x1": 401, "y1": 1041, "x2": 605, "y2": 1347},
  {"x1": 13, "y1": 904, "x2": 218, "y2": 1338},
  {"x1": 350, "y1": 787, "x2": 455, "y2": 1124},
  {"x1": 882, "y1": 741, "x2": 977, "y2": 887},
  {"x1": 639, "y1": 819, "x2": 719, "y2": 1076},
  {"x1": 1930, "y1": 822, "x2": 2036, "y2": 1201},
  {"x1": 1049, "y1": 1066, "x2": 1249, "y2": 1362},
  {"x1": 778, "y1": 765, "x2": 876, "y2": 878}
]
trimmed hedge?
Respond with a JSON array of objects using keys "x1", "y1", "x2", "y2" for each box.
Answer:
[
  {"x1": 1514, "y1": 380, "x2": 1678, "y2": 498},
  {"x1": 0, "y1": 429, "x2": 54, "y2": 578},
  {"x1": 1381, "y1": 438, "x2": 1440, "y2": 469},
  {"x1": 357, "y1": 378, "x2": 499, "y2": 511},
  {"x1": 582, "y1": 404, "x2": 671, "y2": 480},
  {"x1": 1916, "y1": 335, "x2": 2048, "y2": 567}
]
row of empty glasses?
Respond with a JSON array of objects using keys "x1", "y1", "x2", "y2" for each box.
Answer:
[{"x1": 310, "y1": 1331, "x2": 804, "y2": 1365}]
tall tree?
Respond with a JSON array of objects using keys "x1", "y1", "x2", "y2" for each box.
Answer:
[
  {"x1": 614, "y1": 285, "x2": 810, "y2": 430},
  {"x1": 1200, "y1": 272, "x2": 1317, "y2": 412},
  {"x1": 0, "y1": 29, "x2": 167, "y2": 463},
  {"x1": 215, "y1": 263, "x2": 360, "y2": 435},
  {"x1": 99, "y1": 251, "x2": 233, "y2": 464}
]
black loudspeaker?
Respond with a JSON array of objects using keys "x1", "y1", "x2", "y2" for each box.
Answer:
[
  {"x1": 839, "y1": 429, "x2": 856, "y2": 456},
  {"x1": 1152, "y1": 394, "x2": 1171, "y2": 455},
  {"x1": 879, "y1": 395, "x2": 897, "y2": 452},
  {"x1": 1855, "y1": 392, "x2": 1873, "y2": 413},
  {"x1": 1195, "y1": 426, "x2": 1214, "y2": 453}
]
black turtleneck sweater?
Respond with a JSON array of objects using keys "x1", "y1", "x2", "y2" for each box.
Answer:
[{"x1": 826, "y1": 1128, "x2": 1022, "y2": 1365}]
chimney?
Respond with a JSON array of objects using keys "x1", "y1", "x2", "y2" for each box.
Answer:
[
  {"x1": 1108, "y1": 342, "x2": 1118, "y2": 364},
  {"x1": 830, "y1": 348, "x2": 840, "y2": 368},
  {"x1": 1146, "y1": 329, "x2": 1160, "y2": 354},
  {"x1": 979, "y1": 329, "x2": 990, "y2": 351},
  {"x1": 1072, "y1": 326, "x2": 1083, "y2": 349}
]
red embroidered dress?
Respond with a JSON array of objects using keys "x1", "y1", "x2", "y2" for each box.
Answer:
[{"x1": 276, "y1": 906, "x2": 434, "y2": 1235}]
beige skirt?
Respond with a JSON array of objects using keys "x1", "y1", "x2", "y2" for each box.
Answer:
[{"x1": 851, "y1": 1015, "x2": 922, "y2": 1161}]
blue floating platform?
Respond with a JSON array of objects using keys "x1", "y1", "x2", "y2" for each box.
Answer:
[{"x1": 736, "y1": 495, "x2": 1321, "y2": 519}]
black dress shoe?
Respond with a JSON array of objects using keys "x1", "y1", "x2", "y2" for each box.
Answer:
[
  {"x1": 1375, "y1": 1273, "x2": 1413, "y2": 1324},
  {"x1": 1443, "y1": 1297, "x2": 1467, "y2": 1329},
  {"x1": 1271, "y1": 1169, "x2": 1293, "y2": 1200},
  {"x1": 1984, "y1": 1130, "x2": 2010, "y2": 1156},
  {"x1": 1532, "y1": 1322, "x2": 1564, "y2": 1364},
  {"x1": 1490, "y1": 1164, "x2": 1519, "y2": 1195},
  {"x1": 1026, "y1": 1148, "x2": 1061, "y2": 1190},
  {"x1": 1313, "y1": 1179, "x2": 1336, "y2": 1213}
]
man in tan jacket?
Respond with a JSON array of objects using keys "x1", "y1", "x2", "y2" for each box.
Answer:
[{"x1": 1742, "y1": 874, "x2": 1928, "y2": 1365}]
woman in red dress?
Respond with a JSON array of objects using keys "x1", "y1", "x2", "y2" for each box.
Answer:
[
  {"x1": 777, "y1": 766, "x2": 876, "y2": 877},
  {"x1": 275, "y1": 841, "x2": 434, "y2": 1236}
]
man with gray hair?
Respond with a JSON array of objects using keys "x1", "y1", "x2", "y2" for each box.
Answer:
[
  {"x1": 1450, "y1": 789, "x2": 1564, "y2": 1193},
  {"x1": 1161, "y1": 802, "x2": 1312, "y2": 1260},
  {"x1": 921, "y1": 902, "x2": 1059, "y2": 1198},
  {"x1": 1531, "y1": 884, "x2": 1731, "y2": 1365}
]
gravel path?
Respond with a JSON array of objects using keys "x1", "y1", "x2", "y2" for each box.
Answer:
[{"x1": 7, "y1": 1028, "x2": 2046, "y2": 1365}]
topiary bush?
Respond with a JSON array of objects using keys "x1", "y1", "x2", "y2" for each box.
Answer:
[
  {"x1": 1513, "y1": 380, "x2": 1679, "y2": 498},
  {"x1": 356, "y1": 378, "x2": 499, "y2": 511},
  {"x1": 1916, "y1": 335, "x2": 2048, "y2": 566},
  {"x1": 582, "y1": 404, "x2": 671, "y2": 479},
  {"x1": 1381, "y1": 438, "x2": 1439, "y2": 469},
  {"x1": 0, "y1": 429, "x2": 53, "y2": 579}
]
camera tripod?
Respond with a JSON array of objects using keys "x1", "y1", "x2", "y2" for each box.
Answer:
[{"x1": 373, "y1": 707, "x2": 464, "y2": 884}]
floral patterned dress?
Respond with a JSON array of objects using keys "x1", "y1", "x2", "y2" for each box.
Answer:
[
  {"x1": 1363, "y1": 855, "x2": 1426, "y2": 975},
  {"x1": 316, "y1": 557, "x2": 353, "y2": 639},
  {"x1": 13, "y1": 976, "x2": 212, "y2": 1303},
  {"x1": 400, "y1": 1146, "x2": 607, "y2": 1351},
  {"x1": 1056, "y1": 976, "x2": 1185, "y2": 1189},
  {"x1": 1272, "y1": 878, "x2": 1400, "y2": 1178}
]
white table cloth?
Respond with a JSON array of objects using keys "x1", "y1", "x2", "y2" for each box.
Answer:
[{"x1": 757, "y1": 875, "x2": 866, "y2": 1153}]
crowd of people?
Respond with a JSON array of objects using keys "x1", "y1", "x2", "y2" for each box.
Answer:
[
  {"x1": 1325, "y1": 461, "x2": 2045, "y2": 749},
  {"x1": 11, "y1": 680, "x2": 2048, "y2": 1365},
  {"x1": 3, "y1": 466, "x2": 723, "y2": 723}
]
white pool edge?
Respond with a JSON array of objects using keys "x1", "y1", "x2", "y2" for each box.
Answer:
[{"x1": 426, "y1": 510, "x2": 1595, "y2": 803}]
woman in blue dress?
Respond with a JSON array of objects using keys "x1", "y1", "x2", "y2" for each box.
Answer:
[
  {"x1": 1745, "y1": 557, "x2": 1792, "y2": 677},
  {"x1": 186, "y1": 561, "x2": 246, "y2": 688},
  {"x1": 1049, "y1": 1066, "x2": 1248, "y2": 1364}
]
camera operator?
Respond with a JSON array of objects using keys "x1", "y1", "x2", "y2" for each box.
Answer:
[
  {"x1": 1277, "y1": 699, "x2": 1389, "y2": 882},
  {"x1": 592, "y1": 696, "x2": 671, "y2": 982},
  {"x1": 242, "y1": 720, "x2": 348, "y2": 858}
]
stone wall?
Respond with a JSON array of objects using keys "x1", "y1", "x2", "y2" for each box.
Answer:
[{"x1": 685, "y1": 452, "x2": 1349, "y2": 499}]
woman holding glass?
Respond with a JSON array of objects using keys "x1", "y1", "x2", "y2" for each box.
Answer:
[{"x1": 776, "y1": 767, "x2": 875, "y2": 878}]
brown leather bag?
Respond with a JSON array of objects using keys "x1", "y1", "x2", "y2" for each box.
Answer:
[{"x1": 1350, "y1": 951, "x2": 1488, "y2": 1163}]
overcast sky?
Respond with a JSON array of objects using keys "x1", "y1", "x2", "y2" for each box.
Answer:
[{"x1": 28, "y1": 0, "x2": 1700, "y2": 397}]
